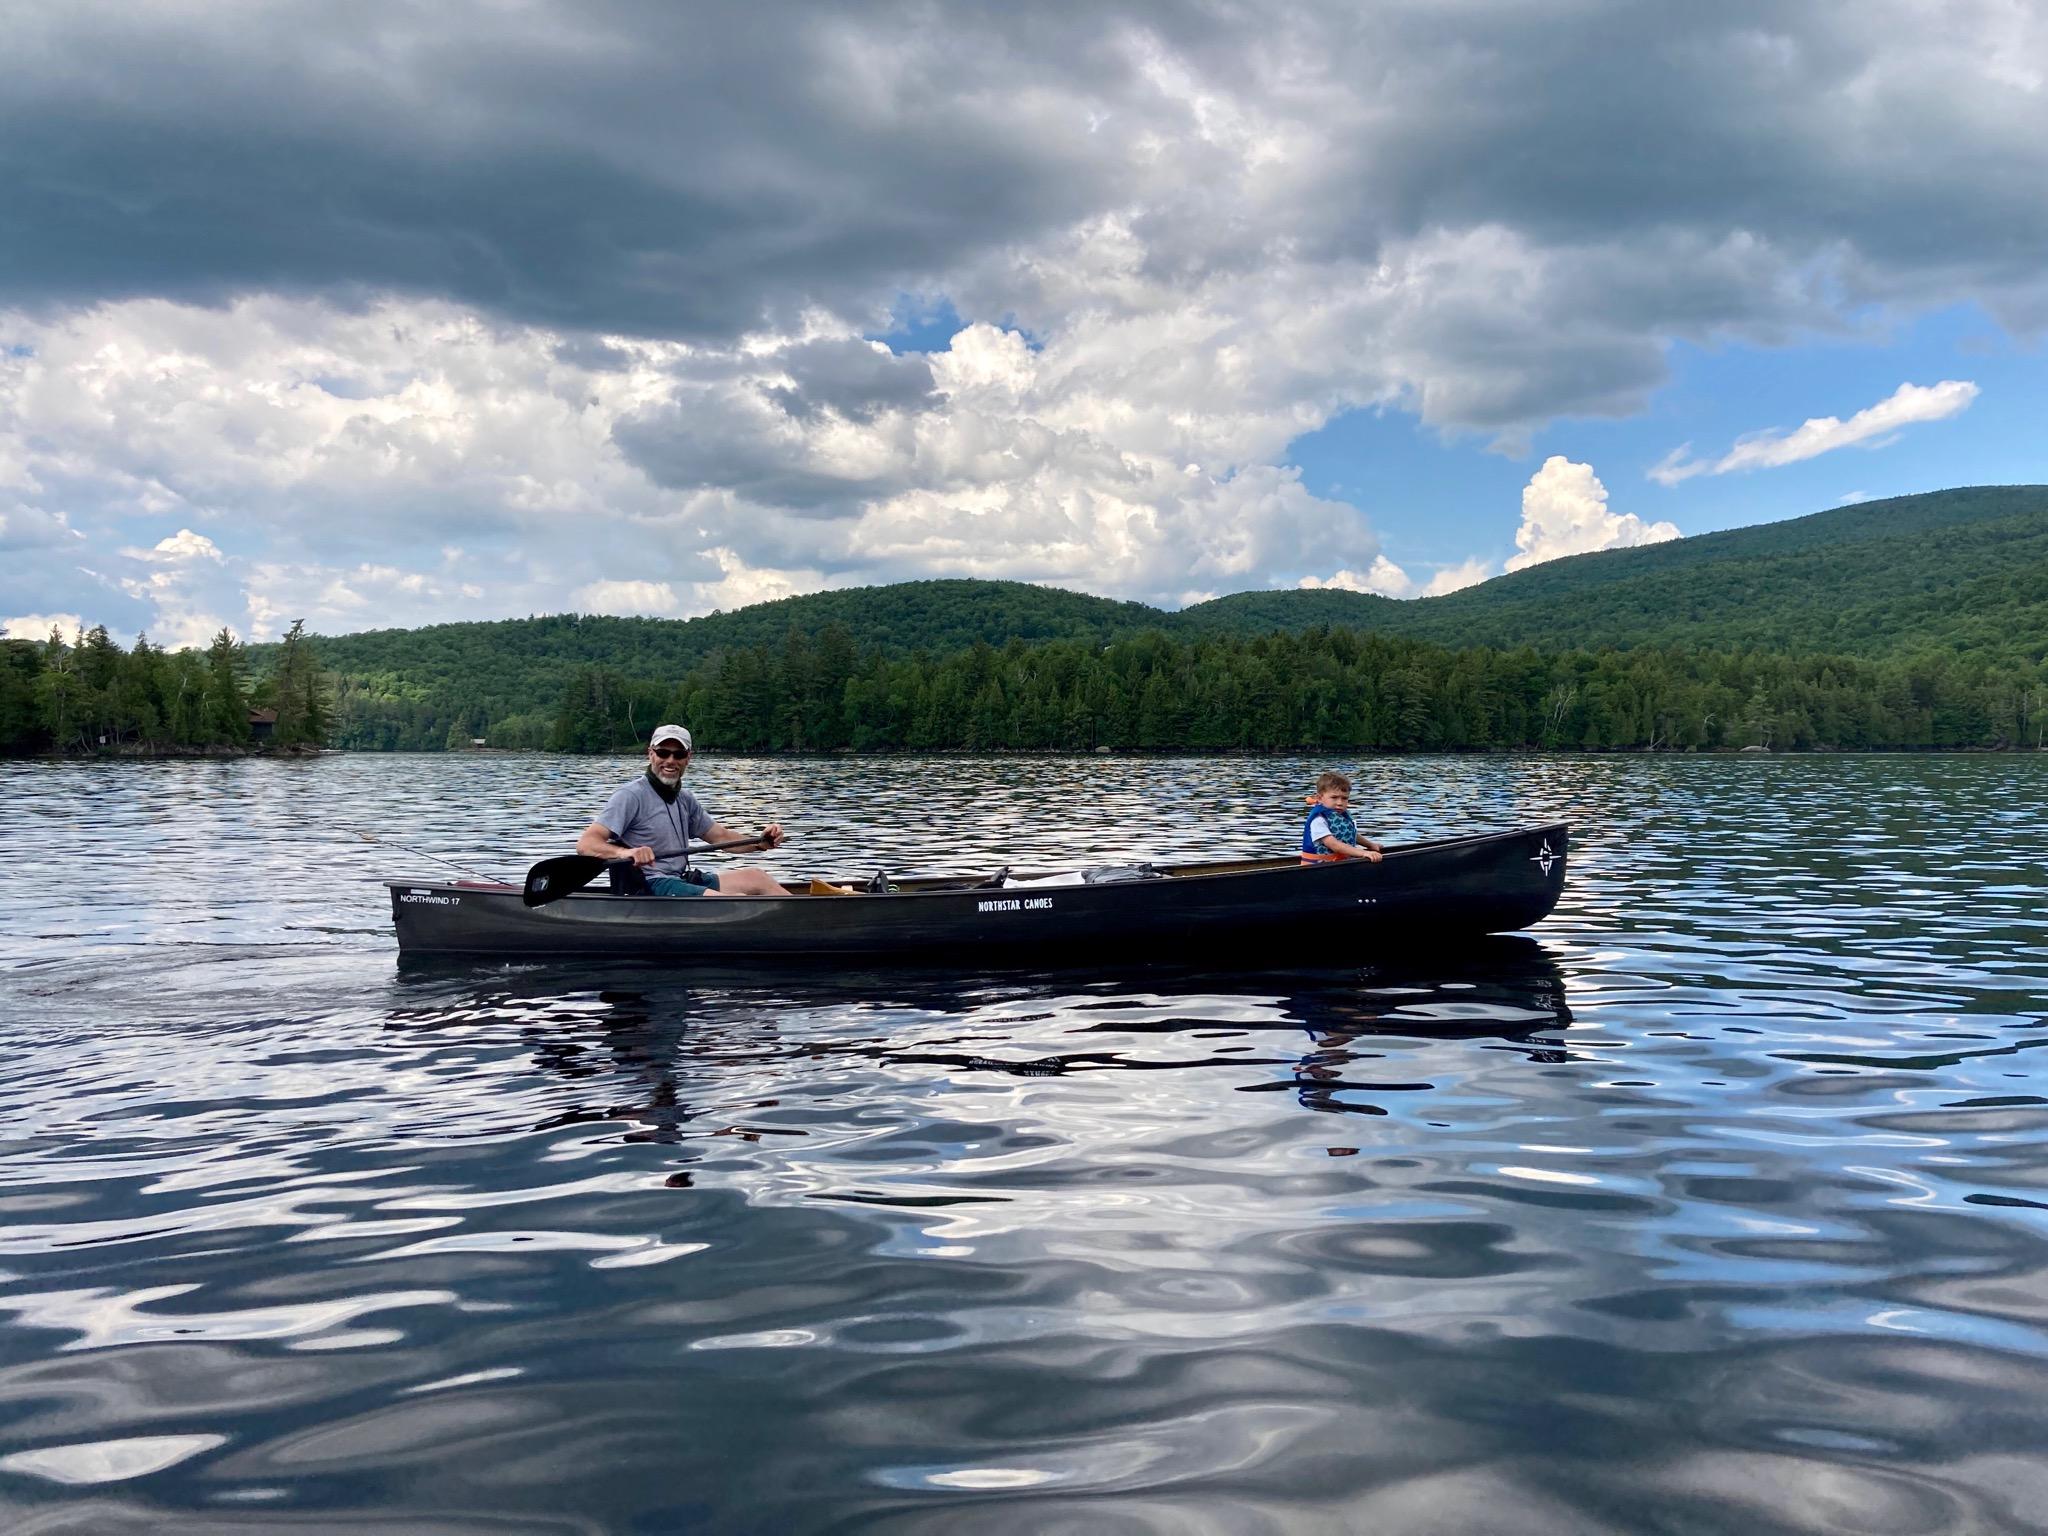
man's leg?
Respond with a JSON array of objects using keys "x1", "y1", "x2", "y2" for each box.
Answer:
[
  {"x1": 644, "y1": 873, "x2": 711, "y2": 897},
  {"x1": 707, "y1": 866, "x2": 788, "y2": 896}
]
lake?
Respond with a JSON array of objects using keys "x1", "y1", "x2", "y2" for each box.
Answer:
[{"x1": 2, "y1": 752, "x2": 2045, "y2": 1533}]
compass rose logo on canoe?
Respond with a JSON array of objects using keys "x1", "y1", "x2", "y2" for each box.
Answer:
[{"x1": 1531, "y1": 839, "x2": 1559, "y2": 877}]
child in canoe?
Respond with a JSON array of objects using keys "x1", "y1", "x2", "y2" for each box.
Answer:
[{"x1": 1301, "y1": 770, "x2": 1383, "y2": 864}]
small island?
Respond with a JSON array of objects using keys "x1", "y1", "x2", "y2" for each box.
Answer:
[{"x1": 2, "y1": 620, "x2": 329, "y2": 759}]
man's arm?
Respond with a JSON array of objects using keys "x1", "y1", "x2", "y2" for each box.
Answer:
[
  {"x1": 577, "y1": 820, "x2": 656, "y2": 865},
  {"x1": 706, "y1": 820, "x2": 785, "y2": 850}
]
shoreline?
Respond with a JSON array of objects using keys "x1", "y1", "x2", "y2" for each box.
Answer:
[
  {"x1": 13, "y1": 743, "x2": 328, "y2": 762},
  {"x1": 9, "y1": 742, "x2": 2042, "y2": 763}
]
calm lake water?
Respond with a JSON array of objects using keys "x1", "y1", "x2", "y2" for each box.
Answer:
[{"x1": 2, "y1": 753, "x2": 2046, "y2": 1534}]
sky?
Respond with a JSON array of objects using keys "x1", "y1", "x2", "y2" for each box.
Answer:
[{"x1": 2, "y1": 0, "x2": 2044, "y2": 647}]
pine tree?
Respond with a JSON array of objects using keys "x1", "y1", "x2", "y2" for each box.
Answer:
[
  {"x1": 163, "y1": 650, "x2": 209, "y2": 744},
  {"x1": 33, "y1": 632, "x2": 90, "y2": 753},
  {"x1": 271, "y1": 620, "x2": 331, "y2": 748},
  {"x1": 108, "y1": 633, "x2": 166, "y2": 745},
  {"x1": 0, "y1": 640, "x2": 44, "y2": 754},
  {"x1": 1742, "y1": 680, "x2": 1775, "y2": 749},
  {"x1": 204, "y1": 628, "x2": 251, "y2": 744}
]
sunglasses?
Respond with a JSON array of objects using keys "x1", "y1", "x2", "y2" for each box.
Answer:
[{"x1": 651, "y1": 746, "x2": 691, "y2": 760}]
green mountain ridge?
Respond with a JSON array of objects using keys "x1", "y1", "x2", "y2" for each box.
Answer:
[
  {"x1": 1181, "y1": 484, "x2": 2048, "y2": 657},
  {"x1": 13, "y1": 486, "x2": 2043, "y2": 757},
  {"x1": 291, "y1": 485, "x2": 2048, "y2": 726},
  {"x1": 282, "y1": 580, "x2": 1160, "y2": 726}
]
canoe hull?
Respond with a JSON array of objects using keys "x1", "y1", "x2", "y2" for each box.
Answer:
[{"x1": 388, "y1": 823, "x2": 1569, "y2": 961}]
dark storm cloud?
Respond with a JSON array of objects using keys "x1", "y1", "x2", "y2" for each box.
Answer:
[
  {"x1": 4, "y1": 0, "x2": 2044, "y2": 387},
  {"x1": 551, "y1": 337, "x2": 635, "y2": 372},
  {"x1": 762, "y1": 339, "x2": 936, "y2": 422},
  {"x1": 1299, "y1": 2, "x2": 2048, "y2": 283},
  {"x1": 611, "y1": 338, "x2": 935, "y2": 505},
  {"x1": 0, "y1": 0, "x2": 1142, "y2": 338},
  {"x1": 611, "y1": 394, "x2": 885, "y2": 514}
]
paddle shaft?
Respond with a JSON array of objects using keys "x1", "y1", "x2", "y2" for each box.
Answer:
[
  {"x1": 594, "y1": 831, "x2": 773, "y2": 863},
  {"x1": 522, "y1": 832, "x2": 778, "y2": 907}
]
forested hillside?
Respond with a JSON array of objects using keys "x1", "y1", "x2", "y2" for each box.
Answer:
[
  {"x1": 543, "y1": 629, "x2": 2044, "y2": 756},
  {"x1": 272, "y1": 582, "x2": 1157, "y2": 731},
  {"x1": 7, "y1": 486, "x2": 2043, "y2": 756},
  {"x1": 1399, "y1": 484, "x2": 2048, "y2": 657},
  {"x1": 326, "y1": 483, "x2": 2048, "y2": 752},
  {"x1": 1181, "y1": 485, "x2": 2048, "y2": 659}
]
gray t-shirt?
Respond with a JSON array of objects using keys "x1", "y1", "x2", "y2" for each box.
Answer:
[{"x1": 596, "y1": 776, "x2": 714, "y2": 880}]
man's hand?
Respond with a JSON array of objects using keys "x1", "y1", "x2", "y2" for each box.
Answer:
[
  {"x1": 630, "y1": 845, "x2": 657, "y2": 866},
  {"x1": 762, "y1": 823, "x2": 785, "y2": 849}
]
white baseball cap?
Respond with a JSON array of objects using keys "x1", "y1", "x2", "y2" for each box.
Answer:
[{"x1": 649, "y1": 724, "x2": 693, "y2": 750}]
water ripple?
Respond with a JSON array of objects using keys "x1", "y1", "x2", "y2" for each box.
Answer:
[{"x1": 1, "y1": 753, "x2": 2045, "y2": 1530}]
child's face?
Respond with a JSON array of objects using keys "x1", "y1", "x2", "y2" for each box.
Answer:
[{"x1": 1317, "y1": 787, "x2": 1350, "y2": 812}]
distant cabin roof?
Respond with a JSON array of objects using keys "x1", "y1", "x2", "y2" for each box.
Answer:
[{"x1": 249, "y1": 708, "x2": 278, "y2": 724}]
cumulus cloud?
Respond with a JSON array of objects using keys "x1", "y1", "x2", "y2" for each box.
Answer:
[
  {"x1": 1298, "y1": 552, "x2": 1499, "y2": 600},
  {"x1": 1, "y1": 2, "x2": 2043, "y2": 637},
  {"x1": 1418, "y1": 558, "x2": 1495, "y2": 597},
  {"x1": 692, "y1": 549, "x2": 838, "y2": 614},
  {"x1": 1651, "y1": 381, "x2": 1981, "y2": 484},
  {"x1": 0, "y1": 295, "x2": 715, "y2": 638},
  {"x1": 1, "y1": 612, "x2": 82, "y2": 641},
  {"x1": 1507, "y1": 457, "x2": 1680, "y2": 573},
  {"x1": 244, "y1": 560, "x2": 493, "y2": 641},
  {"x1": 1298, "y1": 558, "x2": 1414, "y2": 597},
  {"x1": 0, "y1": 291, "x2": 1406, "y2": 632},
  {"x1": 114, "y1": 574, "x2": 230, "y2": 650},
  {"x1": 101, "y1": 529, "x2": 235, "y2": 644},
  {"x1": 573, "y1": 580, "x2": 680, "y2": 617},
  {"x1": 125, "y1": 529, "x2": 225, "y2": 564}
]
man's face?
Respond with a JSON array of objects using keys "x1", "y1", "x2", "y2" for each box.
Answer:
[{"x1": 648, "y1": 740, "x2": 690, "y2": 783}]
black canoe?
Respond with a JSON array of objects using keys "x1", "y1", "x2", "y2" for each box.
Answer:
[{"x1": 387, "y1": 823, "x2": 1568, "y2": 961}]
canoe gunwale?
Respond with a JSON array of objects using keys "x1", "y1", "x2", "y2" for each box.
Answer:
[
  {"x1": 392, "y1": 822, "x2": 1565, "y2": 905},
  {"x1": 387, "y1": 823, "x2": 1570, "y2": 958}
]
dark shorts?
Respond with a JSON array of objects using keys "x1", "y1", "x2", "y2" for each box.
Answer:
[{"x1": 646, "y1": 870, "x2": 722, "y2": 898}]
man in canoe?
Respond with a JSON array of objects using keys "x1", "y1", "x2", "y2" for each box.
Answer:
[{"x1": 575, "y1": 725, "x2": 789, "y2": 896}]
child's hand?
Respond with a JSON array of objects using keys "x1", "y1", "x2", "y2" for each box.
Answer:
[{"x1": 1366, "y1": 848, "x2": 1383, "y2": 863}]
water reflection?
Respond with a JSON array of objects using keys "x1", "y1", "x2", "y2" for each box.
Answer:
[
  {"x1": 384, "y1": 943, "x2": 1574, "y2": 1145},
  {"x1": 3, "y1": 754, "x2": 2046, "y2": 1531}
]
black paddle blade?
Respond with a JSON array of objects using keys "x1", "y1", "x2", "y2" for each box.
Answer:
[{"x1": 522, "y1": 854, "x2": 612, "y2": 908}]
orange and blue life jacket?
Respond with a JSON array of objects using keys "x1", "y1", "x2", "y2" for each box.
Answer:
[{"x1": 1301, "y1": 806, "x2": 1359, "y2": 863}]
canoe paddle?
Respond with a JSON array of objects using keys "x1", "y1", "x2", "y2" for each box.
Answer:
[{"x1": 522, "y1": 834, "x2": 774, "y2": 908}]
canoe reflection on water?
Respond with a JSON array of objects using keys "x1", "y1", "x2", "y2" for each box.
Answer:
[{"x1": 388, "y1": 939, "x2": 1574, "y2": 1151}]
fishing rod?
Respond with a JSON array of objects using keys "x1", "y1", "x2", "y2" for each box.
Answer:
[{"x1": 341, "y1": 827, "x2": 507, "y2": 885}]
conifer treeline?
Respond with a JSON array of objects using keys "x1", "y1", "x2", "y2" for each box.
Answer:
[
  {"x1": 7, "y1": 619, "x2": 2044, "y2": 756},
  {"x1": 535, "y1": 625, "x2": 2046, "y2": 755},
  {"x1": 0, "y1": 622, "x2": 329, "y2": 756}
]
